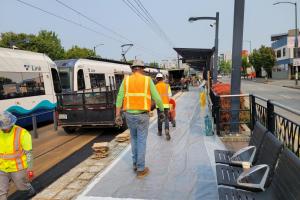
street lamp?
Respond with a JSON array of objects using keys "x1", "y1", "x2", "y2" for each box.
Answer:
[
  {"x1": 93, "y1": 43, "x2": 104, "y2": 55},
  {"x1": 244, "y1": 40, "x2": 252, "y2": 53},
  {"x1": 188, "y1": 12, "x2": 219, "y2": 84},
  {"x1": 273, "y1": 1, "x2": 298, "y2": 85},
  {"x1": 121, "y1": 43, "x2": 133, "y2": 62}
]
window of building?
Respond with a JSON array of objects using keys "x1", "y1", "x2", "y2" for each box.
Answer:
[
  {"x1": 90, "y1": 73, "x2": 105, "y2": 89},
  {"x1": 0, "y1": 72, "x2": 45, "y2": 100},
  {"x1": 282, "y1": 48, "x2": 286, "y2": 57},
  {"x1": 276, "y1": 49, "x2": 282, "y2": 58}
]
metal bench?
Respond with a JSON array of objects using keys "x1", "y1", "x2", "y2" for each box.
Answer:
[
  {"x1": 216, "y1": 132, "x2": 283, "y2": 191},
  {"x1": 214, "y1": 121, "x2": 268, "y2": 166},
  {"x1": 218, "y1": 148, "x2": 300, "y2": 200}
]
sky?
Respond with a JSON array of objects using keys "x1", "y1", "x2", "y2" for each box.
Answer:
[{"x1": 0, "y1": 0, "x2": 298, "y2": 63}]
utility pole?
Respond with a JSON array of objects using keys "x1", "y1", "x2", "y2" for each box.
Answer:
[{"x1": 230, "y1": 0, "x2": 245, "y2": 133}]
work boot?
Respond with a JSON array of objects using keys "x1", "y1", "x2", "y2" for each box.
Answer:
[
  {"x1": 137, "y1": 167, "x2": 150, "y2": 178},
  {"x1": 165, "y1": 129, "x2": 171, "y2": 141},
  {"x1": 157, "y1": 130, "x2": 162, "y2": 136}
]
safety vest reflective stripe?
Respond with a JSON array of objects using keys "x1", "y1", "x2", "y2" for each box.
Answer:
[
  {"x1": 144, "y1": 77, "x2": 150, "y2": 110},
  {"x1": 125, "y1": 76, "x2": 130, "y2": 109},
  {"x1": 14, "y1": 127, "x2": 25, "y2": 170}
]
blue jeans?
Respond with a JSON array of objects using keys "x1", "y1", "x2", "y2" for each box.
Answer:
[{"x1": 125, "y1": 112, "x2": 150, "y2": 172}]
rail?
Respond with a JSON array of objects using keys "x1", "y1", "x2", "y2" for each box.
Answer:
[{"x1": 16, "y1": 110, "x2": 57, "y2": 139}]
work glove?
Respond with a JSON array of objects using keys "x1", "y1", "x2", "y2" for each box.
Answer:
[
  {"x1": 27, "y1": 170, "x2": 34, "y2": 182},
  {"x1": 158, "y1": 112, "x2": 165, "y2": 123},
  {"x1": 115, "y1": 115, "x2": 123, "y2": 128}
]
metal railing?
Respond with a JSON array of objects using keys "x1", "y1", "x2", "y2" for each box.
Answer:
[
  {"x1": 17, "y1": 110, "x2": 57, "y2": 138},
  {"x1": 209, "y1": 89, "x2": 300, "y2": 157}
]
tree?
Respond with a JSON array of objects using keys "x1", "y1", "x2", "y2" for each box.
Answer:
[
  {"x1": 219, "y1": 60, "x2": 232, "y2": 75},
  {"x1": 149, "y1": 61, "x2": 159, "y2": 68},
  {"x1": 241, "y1": 56, "x2": 250, "y2": 78},
  {"x1": 249, "y1": 45, "x2": 276, "y2": 78},
  {"x1": 0, "y1": 30, "x2": 65, "y2": 60},
  {"x1": 64, "y1": 45, "x2": 95, "y2": 59}
]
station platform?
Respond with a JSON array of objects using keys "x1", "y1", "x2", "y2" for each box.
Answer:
[{"x1": 76, "y1": 88, "x2": 225, "y2": 200}]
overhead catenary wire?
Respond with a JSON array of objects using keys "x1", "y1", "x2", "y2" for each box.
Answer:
[
  {"x1": 123, "y1": 0, "x2": 174, "y2": 48},
  {"x1": 15, "y1": 0, "x2": 169, "y2": 59},
  {"x1": 133, "y1": 0, "x2": 174, "y2": 47},
  {"x1": 54, "y1": 0, "x2": 167, "y2": 58}
]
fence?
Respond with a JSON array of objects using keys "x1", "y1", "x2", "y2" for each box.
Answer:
[
  {"x1": 209, "y1": 89, "x2": 300, "y2": 157},
  {"x1": 17, "y1": 110, "x2": 57, "y2": 139}
]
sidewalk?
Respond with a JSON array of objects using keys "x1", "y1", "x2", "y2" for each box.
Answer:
[
  {"x1": 245, "y1": 77, "x2": 300, "y2": 89},
  {"x1": 34, "y1": 88, "x2": 225, "y2": 200}
]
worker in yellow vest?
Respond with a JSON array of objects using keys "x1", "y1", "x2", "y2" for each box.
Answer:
[
  {"x1": 155, "y1": 73, "x2": 172, "y2": 140},
  {"x1": 0, "y1": 111, "x2": 35, "y2": 200},
  {"x1": 115, "y1": 60, "x2": 165, "y2": 178}
]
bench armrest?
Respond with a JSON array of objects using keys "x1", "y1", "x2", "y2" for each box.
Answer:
[
  {"x1": 237, "y1": 164, "x2": 270, "y2": 191},
  {"x1": 230, "y1": 146, "x2": 256, "y2": 165}
]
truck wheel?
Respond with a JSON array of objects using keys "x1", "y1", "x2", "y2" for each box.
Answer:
[{"x1": 63, "y1": 127, "x2": 76, "y2": 134}]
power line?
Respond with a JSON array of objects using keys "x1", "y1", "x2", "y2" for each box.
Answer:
[
  {"x1": 123, "y1": 0, "x2": 174, "y2": 48},
  {"x1": 16, "y1": 0, "x2": 167, "y2": 58},
  {"x1": 16, "y1": 0, "x2": 123, "y2": 43},
  {"x1": 54, "y1": 0, "x2": 167, "y2": 58}
]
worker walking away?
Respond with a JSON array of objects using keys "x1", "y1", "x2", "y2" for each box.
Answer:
[
  {"x1": 0, "y1": 111, "x2": 35, "y2": 200},
  {"x1": 155, "y1": 73, "x2": 172, "y2": 140},
  {"x1": 115, "y1": 60, "x2": 165, "y2": 178}
]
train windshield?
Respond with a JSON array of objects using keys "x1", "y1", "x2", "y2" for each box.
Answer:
[{"x1": 58, "y1": 67, "x2": 73, "y2": 92}]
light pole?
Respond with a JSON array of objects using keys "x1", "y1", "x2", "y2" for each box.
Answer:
[
  {"x1": 188, "y1": 12, "x2": 219, "y2": 84},
  {"x1": 244, "y1": 40, "x2": 252, "y2": 53},
  {"x1": 273, "y1": 1, "x2": 298, "y2": 85},
  {"x1": 121, "y1": 43, "x2": 133, "y2": 62},
  {"x1": 93, "y1": 43, "x2": 104, "y2": 55}
]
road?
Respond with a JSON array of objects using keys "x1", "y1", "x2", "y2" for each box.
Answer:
[{"x1": 221, "y1": 76, "x2": 300, "y2": 123}]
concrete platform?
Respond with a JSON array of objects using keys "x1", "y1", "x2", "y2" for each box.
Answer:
[{"x1": 76, "y1": 88, "x2": 225, "y2": 200}]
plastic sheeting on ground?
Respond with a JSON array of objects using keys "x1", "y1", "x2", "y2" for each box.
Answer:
[{"x1": 77, "y1": 88, "x2": 226, "y2": 200}]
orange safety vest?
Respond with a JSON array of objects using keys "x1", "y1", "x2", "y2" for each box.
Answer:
[
  {"x1": 156, "y1": 81, "x2": 170, "y2": 108},
  {"x1": 0, "y1": 126, "x2": 27, "y2": 172},
  {"x1": 123, "y1": 73, "x2": 151, "y2": 111}
]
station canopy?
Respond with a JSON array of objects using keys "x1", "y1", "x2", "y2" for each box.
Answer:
[{"x1": 174, "y1": 47, "x2": 214, "y2": 71}]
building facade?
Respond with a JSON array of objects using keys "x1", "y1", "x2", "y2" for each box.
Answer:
[{"x1": 271, "y1": 29, "x2": 300, "y2": 79}]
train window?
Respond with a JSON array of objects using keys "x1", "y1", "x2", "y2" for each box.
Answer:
[
  {"x1": 115, "y1": 74, "x2": 124, "y2": 89},
  {"x1": 51, "y1": 68, "x2": 62, "y2": 93},
  {"x1": 58, "y1": 67, "x2": 72, "y2": 90},
  {"x1": 0, "y1": 72, "x2": 45, "y2": 100},
  {"x1": 90, "y1": 73, "x2": 105, "y2": 89},
  {"x1": 77, "y1": 69, "x2": 85, "y2": 90}
]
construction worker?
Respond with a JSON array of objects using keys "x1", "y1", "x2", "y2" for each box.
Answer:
[
  {"x1": 0, "y1": 111, "x2": 35, "y2": 200},
  {"x1": 155, "y1": 73, "x2": 172, "y2": 140},
  {"x1": 115, "y1": 60, "x2": 165, "y2": 178}
]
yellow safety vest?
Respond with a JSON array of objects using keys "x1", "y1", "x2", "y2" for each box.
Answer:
[
  {"x1": 0, "y1": 125, "x2": 32, "y2": 172},
  {"x1": 123, "y1": 73, "x2": 151, "y2": 111},
  {"x1": 156, "y1": 81, "x2": 170, "y2": 108}
]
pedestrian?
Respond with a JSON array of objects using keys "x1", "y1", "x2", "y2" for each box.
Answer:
[
  {"x1": 0, "y1": 111, "x2": 35, "y2": 200},
  {"x1": 115, "y1": 60, "x2": 165, "y2": 178},
  {"x1": 155, "y1": 73, "x2": 172, "y2": 140}
]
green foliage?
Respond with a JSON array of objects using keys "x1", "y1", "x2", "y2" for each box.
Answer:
[
  {"x1": 219, "y1": 60, "x2": 231, "y2": 75},
  {"x1": 149, "y1": 61, "x2": 159, "y2": 68},
  {"x1": 249, "y1": 45, "x2": 276, "y2": 78},
  {"x1": 64, "y1": 45, "x2": 95, "y2": 59},
  {"x1": 0, "y1": 30, "x2": 98, "y2": 60},
  {"x1": 241, "y1": 56, "x2": 250, "y2": 77}
]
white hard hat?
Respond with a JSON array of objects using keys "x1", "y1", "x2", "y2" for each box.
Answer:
[
  {"x1": 131, "y1": 59, "x2": 145, "y2": 68},
  {"x1": 156, "y1": 73, "x2": 164, "y2": 79}
]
